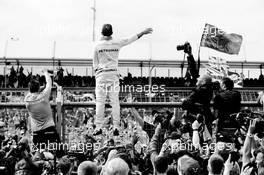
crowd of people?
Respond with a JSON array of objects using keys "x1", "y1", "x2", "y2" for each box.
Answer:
[
  {"x1": 0, "y1": 23, "x2": 264, "y2": 175},
  {"x1": 1, "y1": 65, "x2": 264, "y2": 89},
  {"x1": 0, "y1": 71, "x2": 264, "y2": 175}
]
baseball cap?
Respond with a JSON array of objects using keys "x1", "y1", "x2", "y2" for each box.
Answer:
[{"x1": 101, "y1": 24, "x2": 113, "y2": 36}]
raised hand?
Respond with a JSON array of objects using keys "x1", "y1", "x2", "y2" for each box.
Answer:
[
  {"x1": 241, "y1": 166, "x2": 253, "y2": 175},
  {"x1": 142, "y1": 28, "x2": 153, "y2": 35},
  {"x1": 138, "y1": 28, "x2": 153, "y2": 38}
]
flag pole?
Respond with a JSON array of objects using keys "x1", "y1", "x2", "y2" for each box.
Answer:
[
  {"x1": 148, "y1": 42, "x2": 152, "y2": 102},
  {"x1": 198, "y1": 24, "x2": 207, "y2": 76},
  {"x1": 243, "y1": 42, "x2": 247, "y2": 62},
  {"x1": 52, "y1": 41, "x2": 56, "y2": 85},
  {"x1": 180, "y1": 53, "x2": 186, "y2": 78},
  {"x1": 92, "y1": 0, "x2": 96, "y2": 42},
  {"x1": 197, "y1": 44, "x2": 201, "y2": 76},
  {"x1": 3, "y1": 40, "x2": 8, "y2": 88}
]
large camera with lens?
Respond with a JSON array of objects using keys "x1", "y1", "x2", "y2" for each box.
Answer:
[{"x1": 176, "y1": 42, "x2": 191, "y2": 53}]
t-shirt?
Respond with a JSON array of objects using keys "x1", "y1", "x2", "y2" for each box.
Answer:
[
  {"x1": 24, "y1": 73, "x2": 54, "y2": 132},
  {"x1": 93, "y1": 35, "x2": 138, "y2": 79}
]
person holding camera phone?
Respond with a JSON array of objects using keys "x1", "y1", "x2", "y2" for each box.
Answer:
[
  {"x1": 92, "y1": 24, "x2": 153, "y2": 136},
  {"x1": 24, "y1": 69, "x2": 60, "y2": 149}
]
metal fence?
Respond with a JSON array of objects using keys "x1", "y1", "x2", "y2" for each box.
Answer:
[{"x1": 0, "y1": 87, "x2": 263, "y2": 143}]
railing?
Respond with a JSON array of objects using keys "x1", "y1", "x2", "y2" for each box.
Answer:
[
  {"x1": 0, "y1": 101, "x2": 261, "y2": 108},
  {"x1": 1, "y1": 57, "x2": 263, "y2": 69},
  {"x1": 2, "y1": 87, "x2": 261, "y2": 103},
  {"x1": 0, "y1": 87, "x2": 263, "y2": 143}
]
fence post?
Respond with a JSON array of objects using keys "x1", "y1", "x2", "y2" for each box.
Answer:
[{"x1": 55, "y1": 86, "x2": 64, "y2": 142}]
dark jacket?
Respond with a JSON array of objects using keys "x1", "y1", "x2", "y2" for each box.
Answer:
[
  {"x1": 182, "y1": 83, "x2": 214, "y2": 128},
  {"x1": 213, "y1": 90, "x2": 241, "y2": 129}
]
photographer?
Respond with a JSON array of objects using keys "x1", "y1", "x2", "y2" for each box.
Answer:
[
  {"x1": 182, "y1": 74, "x2": 214, "y2": 135},
  {"x1": 177, "y1": 42, "x2": 199, "y2": 87}
]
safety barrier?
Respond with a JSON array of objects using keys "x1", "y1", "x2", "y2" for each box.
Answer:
[
  {"x1": 0, "y1": 101, "x2": 261, "y2": 108},
  {"x1": 0, "y1": 86, "x2": 263, "y2": 143}
]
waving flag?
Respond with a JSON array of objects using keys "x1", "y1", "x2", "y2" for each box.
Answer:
[
  {"x1": 203, "y1": 56, "x2": 243, "y2": 87},
  {"x1": 208, "y1": 56, "x2": 229, "y2": 72},
  {"x1": 200, "y1": 24, "x2": 243, "y2": 54}
]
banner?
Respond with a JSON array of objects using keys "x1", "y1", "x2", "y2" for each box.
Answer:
[
  {"x1": 208, "y1": 56, "x2": 229, "y2": 74},
  {"x1": 204, "y1": 56, "x2": 243, "y2": 87},
  {"x1": 200, "y1": 24, "x2": 243, "y2": 55},
  {"x1": 227, "y1": 70, "x2": 243, "y2": 87}
]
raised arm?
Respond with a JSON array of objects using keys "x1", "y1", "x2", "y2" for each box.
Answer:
[
  {"x1": 119, "y1": 28, "x2": 153, "y2": 47},
  {"x1": 41, "y1": 70, "x2": 52, "y2": 97},
  {"x1": 150, "y1": 124, "x2": 162, "y2": 164},
  {"x1": 130, "y1": 108, "x2": 144, "y2": 128},
  {"x1": 192, "y1": 120, "x2": 201, "y2": 149},
  {"x1": 137, "y1": 28, "x2": 153, "y2": 39},
  {"x1": 242, "y1": 119, "x2": 257, "y2": 169}
]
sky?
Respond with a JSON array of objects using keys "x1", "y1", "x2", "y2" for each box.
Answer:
[{"x1": 0, "y1": 0, "x2": 263, "y2": 64}]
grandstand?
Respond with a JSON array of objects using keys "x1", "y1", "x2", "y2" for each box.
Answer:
[
  {"x1": 0, "y1": 58, "x2": 263, "y2": 103},
  {"x1": 0, "y1": 58, "x2": 263, "y2": 143},
  {"x1": 1, "y1": 58, "x2": 263, "y2": 104}
]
